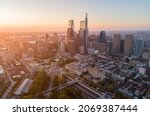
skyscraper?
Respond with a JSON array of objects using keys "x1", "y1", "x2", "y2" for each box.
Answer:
[
  {"x1": 36, "y1": 41, "x2": 47, "y2": 54},
  {"x1": 99, "y1": 31, "x2": 106, "y2": 43},
  {"x1": 112, "y1": 34, "x2": 121, "y2": 54},
  {"x1": 134, "y1": 38, "x2": 144, "y2": 57},
  {"x1": 60, "y1": 38, "x2": 65, "y2": 53},
  {"x1": 85, "y1": 13, "x2": 88, "y2": 54},
  {"x1": 67, "y1": 20, "x2": 75, "y2": 41},
  {"x1": 79, "y1": 13, "x2": 88, "y2": 54},
  {"x1": 124, "y1": 34, "x2": 134, "y2": 56},
  {"x1": 120, "y1": 39, "x2": 124, "y2": 54},
  {"x1": 68, "y1": 20, "x2": 74, "y2": 30},
  {"x1": 80, "y1": 21, "x2": 86, "y2": 30},
  {"x1": 67, "y1": 20, "x2": 76, "y2": 54},
  {"x1": 67, "y1": 40, "x2": 76, "y2": 55}
]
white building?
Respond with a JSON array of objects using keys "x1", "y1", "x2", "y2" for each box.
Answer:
[
  {"x1": 60, "y1": 39, "x2": 65, "y2": 53},
  {"x1": 65, "y1": 62, "x2": 87, "y2": 76},
  {"x1": 139, "y1": 68, "x2": 146, "y2": 75},
  {"x1": 88, "y1": 67, "x2": 106, "y2": 80},
  {"x1": 15, "y1": 79, "x2": 32, "y2": 96},
  {"x1": 0, "y1": 65, "x2": 5, "y2": 79},
  {"x1": 25, "y1": 62, "x2": 43, "y2": 74}
]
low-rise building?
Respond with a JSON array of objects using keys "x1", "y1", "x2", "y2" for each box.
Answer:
[
  {"x1": 118, "y1": 87, "x2": 134, "y2": 98},
  {"x1": 65, "y1": 62, "x2": 88, "y2": 76},
  {"x1": 0, "y1": 65, "x2": 5, "y2": 79},
  {"x1": 88, "y1": 67, "x2": 106, "y2": 80},
  {"x1": 15, "y1": 79, "x2": 33, "y2": 96},
  {"x1": 25, "y1": 62, "x2": 43, "y2": 74}
]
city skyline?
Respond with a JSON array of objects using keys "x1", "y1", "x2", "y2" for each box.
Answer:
[{"x1": 0, "y1": 0, "x2": 150, "y2": 32}]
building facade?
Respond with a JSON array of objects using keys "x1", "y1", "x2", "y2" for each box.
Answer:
[
  {"x1": 112, "y1": 34, "x2": 121, "y2": 54},
  {"x1": 79, "y1": 13, "x2": 88, "y2": 54},
  {"x1": 134, "y1": 38, "x2": 144, "y2": 58},
  {"x1": 99, "y1": 31, "x2": 106, "y2": 43},
  {"x1": 124, "y1": 34, "x2": 134, "y2": 56}
]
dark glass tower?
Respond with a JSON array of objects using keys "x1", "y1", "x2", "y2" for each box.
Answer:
[{"x1": 99, "y1": 31, "x2": 106, "y2": 43}]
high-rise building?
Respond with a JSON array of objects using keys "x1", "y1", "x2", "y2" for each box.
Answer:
[
  {"x1": 112, "y1": 34, "x2": 121, "y2": 54},
  {"x1": 36, "y1": 41, "x2": 48, "y2": 54},
  {"x1": 67, "y1": 28, "x2": 74, "y2": 40},
  {"x1": 79, "y1": 29, "x2": 85, "y2": 45},
  {"x1": 124, "y1": 34, "x2": 134, "y2": 56},
  {"x1": 120, "y1": 39, "x2": 124, "y2": 54},
  {"x1": 134, "y1": 38, "x2": 144, "y2": 57},
  {"x1": 67, "y1": 40, "x2": 76, "y2": 55},
  {"x1": 99, "y1": 31, "x2": 106, "y2": 43},
  {"x1": 79, "y1": 13, "x2": 88, "y2": 54},
  {"x1": 85, "y1": 13, "x2": 88, "y2": 54},
  {"x1": 106, "y1": 40, "x2": 112, "y2": 55},
  {"x1": 91, "y1": 42, "x2": 106, "y2": 54},
  {"x1": 67, "y1": 20, "x2": 76, "y2": 54},
  {"x1": 60, "y1": 38, "x2": 65, "y2": 53},
  {"x1": 80, "y1": 21, "x2": 86, "y2": 30},
  {"x1": 68, "y1": 20, "x2": 74, "y2": 29},
  {"x1": 67, "y1": 20, "x2": 75, "y2": 41}
]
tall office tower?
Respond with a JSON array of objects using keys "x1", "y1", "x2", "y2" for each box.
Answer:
[
  {"x1": 99, "y1": 31, "x2": 106, "y2": 43},
  {"x1": 36, "y1": 41, "x2": 48, "y2": 54},
  {"x1": 91, "y1": 42, "x2": 106, "y2": 54},
  {"x1": 106, "y1": 40, "x2": 112, "y2": 55},
  {"x1": 124, "y1": 34, "x2": 134, "y2": 56},
  {"x1": 79, "y1": 20, "x2": 86, "y2": 46},
  {"x1": 67, "y1": 20, "x2": 76, "y2": 54},
  {"x1": 67, "y1": 28, "x2": 74, "y2": 40},
  {"x1": 67, "y1": 20, "x2": 75, "y2": 41},
  {"x1": 67, "y1": 40, "x2": 76, "y2": 55},
  {"x1": 85, "y1": 13, "x2": 88, "y2": 54},
  {"x1": 120, "y1": 39, "x2": 124, "y2": 54},
  {"x1": 79, "y1": 13, "x2": 88, "y2": 54},
  {"x1": 60, "y1": 38, "x2": 65, "y2": 53},
  {"x1": 68, "y1": 20, "x2": 74, "y2": 30},
  {"x1": 112, "y1": 34, "x2": 121, "y2": 54},
  {"x1": 134, "y1": 38, "x2": 144, "y2": 58}
]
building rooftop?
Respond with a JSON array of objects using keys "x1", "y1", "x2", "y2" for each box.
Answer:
[
  {"x1": 15, "y1": 79, "x2": 30, "y2": 95},
  {"x1": 0, "y1": 65, "x2": 4, "y2": 74},
  {"x1": 29, "y1": 63, "x2": 39, "y2": 67}
]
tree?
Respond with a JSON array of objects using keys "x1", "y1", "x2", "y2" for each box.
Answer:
[
  {"x1": 50, "y1": 90, "x2": 58, "y2": 99},
  {"x1": 29, "y1": 84, "x2": 41, "y2": 95},
  {"x1": 22, "y1": 94, "x2": 33, "y2": 99},
  {"x1": 58, "y1": 94, "x2": 70, "y2": 99},
  {"x1": 28, "y1": 70, "x2": 50, "y2": 98}
]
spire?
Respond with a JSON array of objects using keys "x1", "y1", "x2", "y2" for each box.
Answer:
[
  {"x1": 86, "y1": 13, "x2": 88, "y2": 19},
  {"x1": 85, "y1": 13, "x2": 88, "y2": 29}
]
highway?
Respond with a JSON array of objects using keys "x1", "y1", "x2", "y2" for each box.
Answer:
[
  {"x1": 44, "y1": 79, "x2": 78, "y2": 94},
  {"x1": 74, "y1": 83, "x2": 99, "y2": 99},
  {"x1": 44, "y1": 70, "x2": 103, "y2": 99}
]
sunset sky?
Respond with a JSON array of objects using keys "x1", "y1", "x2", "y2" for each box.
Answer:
[{"x1": 0, "y1": 0, "x2": 150, "y2": 32}]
